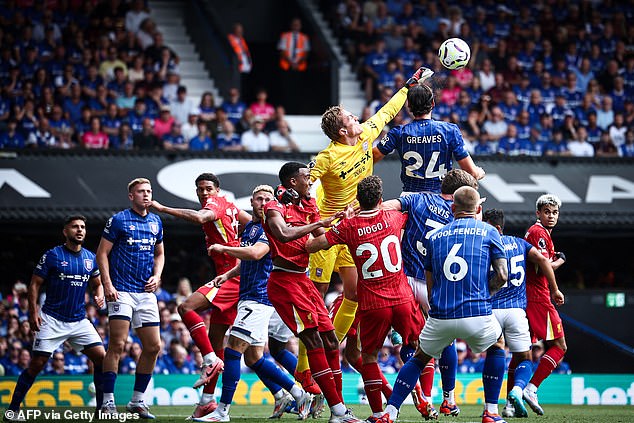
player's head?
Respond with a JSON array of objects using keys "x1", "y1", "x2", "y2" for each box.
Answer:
[
  {"x1": 407, "y1": 84, "x2": 434, "y2": 117},
  {"x1": 251, "y1": 184, "x2": 275, "y2": 222},
  {"x1": 357, "y1": 175, "x2": 383, "y2": 210},
  {"x1": 63, "y1": 214, "x2": 87, "y2": 246},
  {"x1": 127, "y1": 177, "x2": 152, "y2": 209},
  {"x1": 441, "y1": 169, "x2": 478, "y2": 195},
  {"x1": 483, "y1": 209, "x2": 505, "y2": 234},
  {"x1": 195, "y1": 173, "x2": 221, "y2": 205},
  {"x1": 535, "y1": 194, "x2": 561, "y2": 229},
  {"x1": 321, "y1": 105, "x2": 361, "y2": 142},
  {"x1": 279, "y1": 162, "x2": 311, "y2": 197},
  {"x1": 452, "y1": 186, "x2": 482, "y2": 217}
]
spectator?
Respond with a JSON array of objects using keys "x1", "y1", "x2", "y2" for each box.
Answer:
[
  {"x1": 120, "y1": 342, "x2": 142, "y2": 375},
  {"x1": 618, "y1": 128, "x2": 634, "y2": 157},
  {"x1": 163, "y1": 122, "x2": 187, "y2": 151},
  {"x1": 227, "y1": 22, "x2": 252, "y2": 74},
  {"x1": 482, "y1": 106, "x2": 508, "y2": 146},
  {"x1": 27, "y1": 117, "x2": 57, "y2": 148},
  {"x1": 116, "y1": 81, "x2": 137, "y2": 112},
  {"x1": 477, "y1": 58, "x2": 496, "y2": 92},
  {"x1": 171, "y1": 86, "x2": 195, "y2": 125},
  {"x1": 133, "y1": 117, "x2": 162, "y2": 150},
  {"x1": 595, "y1": 131, "x2": 619, "y2": 157},
  {"x1": 173, "y1": 277, "x2": 193, "y2": 305},
  {"x1": 608, "y1": 113, "x2": 627, "y2": 147},
  {"x1": 116, "y1": 122, "x2": 134, "y2": 150},
  {"x1": 102, "y1": 103, "x2": 122, "y2": 147},
  {"x1": 241, "y1": 117, "x2": 270, "y2": 152},
  {"x1": 249, "y1": 88, "x2": 275, "y2": 124},
  {"x1": 125, "y1": 0, "x2": 150, "y2": 34},
  {"x1": 0, "y1": 119, "x2": 25, "y2": 149},
  {"x1": 181, "y1": 111, "x2": 199, "y2": 142},
  {"x1": 99, "y1": 46, "x2": 128, "y2": 82},
  {"x1": 215, "y1": 120, "x2": 242, "y2": 152},
  {"x1": 543, "y1": 130, "x2": 571, "y2": 156},
  {"x1": 596, "y1": 96, "x2": 615, "y2": 130},
  {"x1": 127, "y1": 55, "x2": 146, "y2": 84},
  {"x1": 568, "y1": 127, "x2": 595, "y2": 157},
  {"x1": 45, "y1": 352, "x2": 67, "y2": 375},
  {"x1": 377, "y1": 346, "x2": 398, "y2": 374},
  {"x1": 497, "y1": 124, "x2": 520, "y2": 156},
  {"x1": 136, "y1": 18, "x2": 157, "y2": 50},
  {"x1": 82, "y1": 116, "x2": 109, "y2": 149},
  {"x1": 197, "y1": 92, "x2": 216, "y2": 123},
  {"x1": 165, "y1": 344, "x2": 196, "y2": 374},
  {"x1": 269, "y1": 119, "x2": 300, "y2": 153},
  {"x1": 188, "y1": 121, "x2": 213, "y2": 151},
  {"x1": 278, "y1": 17, "x2": 310, "y2": 72},
  {"x1": 154, "y1": 106, "x2": 175, "y2": 139}
]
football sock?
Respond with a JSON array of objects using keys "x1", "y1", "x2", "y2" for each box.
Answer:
[
  {"x1": 482, "y1": 347, "x2": 506, "y2": 413},
  {"x1": 530, "y1": 345, "x2": 565, "y2": 388},
  {"x1": 506, "y1": 355, "x2": 520, "y2": 396},
  {"x1": 9, "y1": 369, "x2": 36, "y2": 411},
  {"x1": 296, "y1": 341, "x2": 310, "y2": 373},
  {"x1": 103, "y1": 370, "x2": 117, "y2": 398},
  {"x1": 307, "y1": 347, "x2": 342, "y2": 405},
  {"x1": 387, "y1": 357, "x2": 427, "y2": 410},
  {"x1": 250, "y1": 356, "x2": 296, "y2": 393},
  {"x1": 325, "y1": 348, "x2": 343, "y2": 394},
  {"x1": 439, "y1": 343, "x2": 457, "y2": 393},
  {"x1": 361, "y1": 362, "x2": 384, "y2": 413},
  {"x1": 381, "y1": 371, "x2": 393, "y2": 399},
  {"x1": 94, "y1": 365, "x2": 104, "y2": 410},
  {"x1": 203, "y1": 348, "x2": 224, "y2": 395},
  {"x1": 399, "y1": 344, "x2": 416, "y2": 363},
  {"x1": 182, "y1": 310, "x2": 214, "y2": 356},
  {"x1": 131, "y1": 373, "x2": 152, "y2": 401},
  {"x1": 219, "y1": 348, "x2": 242, "y2": 405},
  {"x1": 272, "y1": 348, "x2": 297, "y2": 375},
  {"x1": 333, "y1": 298, "x2": 358, "y2": 341},
  {"x1": 513, "y1": 359, "x2": 533, "y2": 391},
  {"x1": 420, "y1": 358, "x2": 435, "y2": 399}
]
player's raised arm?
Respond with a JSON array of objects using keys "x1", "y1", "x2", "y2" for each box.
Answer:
[
  {"x1": 208, "y1": 241, "x2": 269, "y2": 261},
  {"x1": 457, "y1": 155, "x2": 486, "y2": 180},
  {"x1": 151, "y1": 200, "x2": 216, "y2": 224},
  {"x1": 381, "y1": 198, "x2": 403, "y2": 211},
  {"x1": 265, "y1": 208, "x2": 332, "y2": 243}
]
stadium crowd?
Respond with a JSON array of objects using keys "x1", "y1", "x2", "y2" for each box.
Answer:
[{"x1": 0, "y1": 1, "x2": 632, "y2": 155}]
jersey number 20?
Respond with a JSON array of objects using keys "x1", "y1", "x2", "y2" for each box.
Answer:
[{"x1": 356, "y1": 235, "x2": 402, "y2": 279}]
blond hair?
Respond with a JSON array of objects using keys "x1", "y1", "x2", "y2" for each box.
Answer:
[
  {"x1": 252, "y1": 184, "x2": 274, "y2": 196},
  {"x1": 321, "y1": 105, "x2": 345, "y2": 141},
  {"x1": 127, "y1": 177, "x2": 151, "y2": 192}
]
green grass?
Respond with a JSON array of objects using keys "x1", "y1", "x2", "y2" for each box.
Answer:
[
  {"x1": 9, "y1": 404, "x2": 633, "y2": 422},
  {"x1": 153, "y1": 404, "x2": 633, "y2": 422}
]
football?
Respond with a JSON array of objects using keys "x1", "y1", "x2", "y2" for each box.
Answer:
[{"x1": 438, "y1": 38, "x2": 471, "y2": 70}]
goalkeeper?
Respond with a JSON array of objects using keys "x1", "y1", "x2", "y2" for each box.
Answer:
[{"x1": 292, "y1": 67, "x2": 433, "y2": 393}]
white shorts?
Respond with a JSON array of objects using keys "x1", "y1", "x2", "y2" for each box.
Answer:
[
  {"x1": 33, "y1": 312, "x2": 103, "y2": 354},
  {"x1": 268, "y1": 309, "x2": 293, "y2": 343},
  {"x1": 493, "y1": 308, "x2": 531, "y2": 353},
  {"x1": 420, "y1": 315, "x2": 502, "y2": 358},
  {"x1": 107, "y1": 291, "x2": 160, "y2": 329},
  {"x1": 231, "y1": 300, "x2": 275, "y2": 347},
  {"x1": 407, "y1": 276, "x2": 429, "y2": 315}
]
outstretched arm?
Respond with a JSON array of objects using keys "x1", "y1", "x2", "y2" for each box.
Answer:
[
  {"x1": 266, "y1": 209, "x2": 337, "y2": 243},
  {"x1": 457, "y1": 155, "x2": 485, "y2": 180},
  {"x1": 208, "y1": 242, "x2": 270, "y2": 261},
  {"x1": 151, "y1": 200, "x2": 216, "y2": 225}
]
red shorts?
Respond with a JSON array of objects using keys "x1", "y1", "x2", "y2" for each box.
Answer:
[
  {"x1": 358, "y1": 299, "x2": 424, "y2": 354},
  {"x1": 267, "y1": 270, "x2": 334, "y2": 335},
  {"x1": 196, "y1": 277, "x2": 240, "y2": 326},
  {"x1": 329, "y1": 293, "x2": 360, "y2": 338},
  {"x1": 526, "y1": 300, "x2": 565, "y2": 342}
]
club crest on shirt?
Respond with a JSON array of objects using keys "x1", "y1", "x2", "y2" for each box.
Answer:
[
  {"x1": 362, "y1": 141, "x2": 369, "y2": 151},
  {"x1": 316, "y1": 268, "x2": 323, "y2": 277},
  {"x1": 39, "y1": 254, "x2": 47, "y2": 264},
  {"x1": 538, "y1": 238, "x2": 547, "y2": 249},
  {"x1": 249, "y1": 226, "x2": 258, "y2": 237},
  {"x1": 84, "y1": 259, "x2": 94, "y2": 272},
  {"x1": 149, "y1": 223, "x2": 159, "y2": 235}
]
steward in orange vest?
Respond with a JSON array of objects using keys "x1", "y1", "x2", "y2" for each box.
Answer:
[{"x1": 277, "y1": 18, "x2": 310, "y2": 71}]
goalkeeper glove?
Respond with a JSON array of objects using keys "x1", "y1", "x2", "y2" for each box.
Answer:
[
  {"x1": 554, "y1": 251, "x2": 567, "y2": 262},
  {"x1": 405, "y1": 66, "x2": 434, "y2": 89}
]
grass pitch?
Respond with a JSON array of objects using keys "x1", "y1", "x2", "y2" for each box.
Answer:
[{"x1": 149, "y1": 404, "x2": 629, "y2": 422}]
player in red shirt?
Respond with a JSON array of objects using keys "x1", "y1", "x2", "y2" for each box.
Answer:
[
  {"x1": 522, "y1": 194, "x2": 566, "y2": 415},
  {"x1": 263, "y1": 162, "x2": 362, "y2": 423},
  {"x1": 307, "y1": 175, "x2": 424, "y2": 421},
  {"x1": 151, "y1": 173, "x2": 251, "y2": 419}
]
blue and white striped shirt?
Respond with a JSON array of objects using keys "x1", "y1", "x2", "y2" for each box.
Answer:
[
  {"x1": 34, "y1": 245, "x2": 100, "y2": 322},
  {"x1": 399, "y1": 193, "x2": 453, "y2": 280},
  {"x1": 377, "y1": 118, "x2": 470, "y2": 193},
  {"x1": 239, "y1": 221, "x2": 273, "y2": 306},
  {"x1": 491, "y1": 235, "x2": 533, "y2": 310},
  {"x1": 101, "y1": 209, "x2": 163, "y2": 293},
  {"x1": 423, "y1": 218, "x2": 505, "y2": 319}
]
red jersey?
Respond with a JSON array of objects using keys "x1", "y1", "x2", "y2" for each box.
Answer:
[
  {"x1": 263, "y1": 198, "x2": 320, "y2": 268},
  {"x1": 325, "y1": 209, "x2": 413, "y2": 311},
  {"x1": 525, "y1": 222, "x2": 555, "y2": 303},
  {"x1": 202, "y1": 195, "x2": 240, "y2": 275}
]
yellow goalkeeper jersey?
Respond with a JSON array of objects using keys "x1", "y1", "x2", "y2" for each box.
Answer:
[{"x1": 311, "y1": 87, "x2": 408, "y2": 217}]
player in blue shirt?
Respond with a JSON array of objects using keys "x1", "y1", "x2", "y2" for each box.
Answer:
[
  {"x1": 97, "y1": 178, "x2": 164, "y2": 419},
  {"x1": 374, "y1": 83, "x2": 484, "y2": 194},
  {"x1": 483, "y1": 209, "x2": 558, "y2": 419},
  {"x1": 5, "y1": 215, "x2": 105, "y2": 422},
  {"x1": 196, "y1": 185, "x2": 312, "y2": 422},
  {"x1": 378, "y1": 187, "x2": 509, "y2": 423},
  {"x1": 382, "y1": 169, "x2": 479, "y2": 418}
]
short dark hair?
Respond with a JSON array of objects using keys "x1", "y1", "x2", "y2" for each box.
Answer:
[
  {"x1": 279, "y1": 162, "x2": 307, "y2": 185},
  {"x1": 483, "y1": 209, "x2": 504, "y2": 230},
  {"x1": 441, "y1": 169, "x2": 478, "y2": 194},
  {"x1": 64, "y1": 214, "x2": 87, "y2": 226},
  {"x1": 357, "y1": 175, "x2": 383, "y2": 210},
  {"x1": 407, "y1": 84, "x2": 434, "y2": 116},
  {"x1": 195, "y1": 173, "x2": 220, "y2": 188}
]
